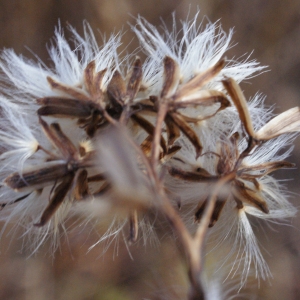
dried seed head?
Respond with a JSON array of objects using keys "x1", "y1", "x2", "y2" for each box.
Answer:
[{"x1": 0, "y1": 14, "x2": 298, "y2": 296}]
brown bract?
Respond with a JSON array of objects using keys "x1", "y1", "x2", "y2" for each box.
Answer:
[
  {"x1": 223, "y1": 78, "x2": 300, "y2": 141},
  {"x1": 170, "y1": 132, "x2": 294, "y2": 226},
  {"x1": 4, "y1": 56, "x2": 299, "y2": 237},
  {"x1": 37, "y1": 56, "x2": 231, "y2": 168},
  {"x1": 5, "y1": 117, "x2": 94, "y2": 226},
  {"x1": 150, "y1": 57, "x2": 230, "y2": 166},
  {"x1": 169, "y1": 78, "x2": 299, "y2": 228}
]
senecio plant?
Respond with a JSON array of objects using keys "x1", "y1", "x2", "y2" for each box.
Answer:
[{"x1": 0, "y1": 13, "x2": 299, "y2": 299}]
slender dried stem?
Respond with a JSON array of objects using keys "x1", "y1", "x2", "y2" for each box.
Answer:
[
  {"x1": 186, "y1": 172, "x2": 236, "y2": 299},
  {"x1": 157, "y1": 183, "x2": 205, "y2": 300},
  {"x1": 194, "y1": 172, "x2": 236, "y2": 247}
]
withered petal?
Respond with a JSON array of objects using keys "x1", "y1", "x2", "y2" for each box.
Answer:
[
  {"x1": 107, "y1": 70, "x2": 127, "y2": 105},
  {"x1": 169, "y1": 112, "x2": 202, "y2": 158},
  {"x1": 161, "y1": 56, "x2": 180, "y2": 98},
  {"x1": 233, "y1": 179, "x2": 269, "y2": 214},
  {"x1": 47, "y1": 76, "x2": 91, "y2": 102},
  {"x1": 168, "y1": 167, "x2": 217, "y2": 182},
  {"x1": 175, "y1": 60, "x2": 225, "y2": 100},
  {"x1": 256, "y1": 107, "x2": 300, "y2": 140},
  {"x1": 38, "y1": 106, "x2": 92, "y2": 118},
  {"x1": 5, "y1": 162, "x2": 68, "y2": 191},
  {"x1": 34, "y1": 172, "x2": 75, "y2": 227},
  {"x1": 239, "y1": 160, "x2": 295, "y2": 178},
  {"x1": 194, "y1": 196, "x2": 227, "y2": 227},
  {"x1": 74, "y1": 169, "x2": 89, "y2": 200},
  {"x1": 126, "y1": 57, "x2": 143, "y2": 102},
  {"x1": 84, "y1": 61, "x2": 96, "y2": 96},
  {"x1": 222, "y1": 78, "x2": 256, "y2": 138},
  {"x1": 93, "y1": 69, "x2": 106, "y2": 105},
  {"x1": 37, "y1": 97, "x2": 98, "y2": 118},
  {"x1": 165, "y1": 114, "x2": 180, "y2": 146},
  {"x1": 39, "y1": 117, "x2": 78, "y2": 159}
]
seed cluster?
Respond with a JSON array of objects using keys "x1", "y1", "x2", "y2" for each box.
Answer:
[{"x1": 0, "y1": 17, "x2": 299, "y2": 295}]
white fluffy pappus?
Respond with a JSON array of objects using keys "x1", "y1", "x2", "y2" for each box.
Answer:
[
  {"x1": 165, "y1": 93, "x2": 299, "y2": 289},
  {"x1": 132, "y1": 13, "x2": 266, "y2": 96},
  {"x1": 0, "y1": 23, "x2": 122, "y2": 110},
  {"x1": 0, "y1": 98, "x2": 41, "y2": 175}
]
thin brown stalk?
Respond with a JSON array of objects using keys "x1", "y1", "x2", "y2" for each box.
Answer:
[{"x1": 194, "y1": 172, "x2": 236, "y2": 247}]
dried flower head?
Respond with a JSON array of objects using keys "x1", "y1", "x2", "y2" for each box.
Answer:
[{"x1": 0, "y1": 13, "x2": 299, "y2": 299}]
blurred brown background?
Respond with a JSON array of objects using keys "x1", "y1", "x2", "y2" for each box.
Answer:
[{"x1": 1, "y1": 0, "x2": 300, "y2": 299}]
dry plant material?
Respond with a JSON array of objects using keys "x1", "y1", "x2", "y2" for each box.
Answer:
[{"x1": 0, "y1": 14, "x2": 299, "y2": 300}]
